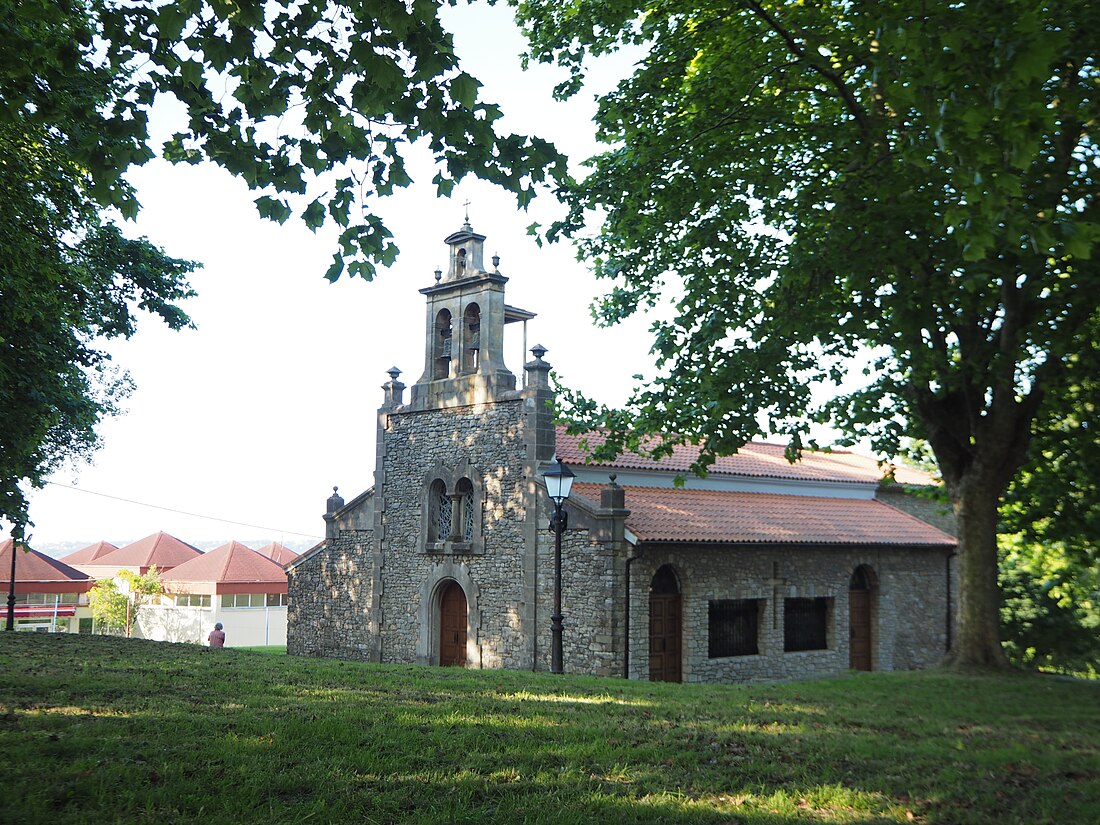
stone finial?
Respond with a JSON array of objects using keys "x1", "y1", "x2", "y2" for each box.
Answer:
[
  {"x1": 326, "y1": 486, "x2": 345, "y2": 514},
  {"x1": 601, "y1": 474, "x2": 626, "y2": 510},
  {"x1": 492, "y1": 253, "x2": 500, "y2": 271},
  {"x1": 383, "y1": 367, "x2": 406, "y2": 406},
  {"x1": 524, "y1": 343, "x2": 551, "y2": 389},
  {"x1": 434, "y1": 267, "x2": 442, "y2": 283}
]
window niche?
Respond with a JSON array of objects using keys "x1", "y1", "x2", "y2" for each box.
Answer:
[
  {"x1": 461, "y1": 303, "x2": 481, "y2": 374},
  {"x1": 783, "y1": 597, "x2": 833, "y2": 652},
  {"x1": 708, "y1": 599, "x2": 763, "y2": 658},
  {"x1": 433, "y1": 309, "x2": 453, "y2": 380},
  {"x1": 420, "y1": 461, "x2": 484, "y2": 554}
]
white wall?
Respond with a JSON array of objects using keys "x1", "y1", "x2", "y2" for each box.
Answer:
[{"x1": 138, "y1": 602, "x2": 287, "y2": 647}]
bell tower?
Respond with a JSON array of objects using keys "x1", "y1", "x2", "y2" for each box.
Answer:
[{"x1": 409, "y1": 221, "x2": 526, "y2": 409}]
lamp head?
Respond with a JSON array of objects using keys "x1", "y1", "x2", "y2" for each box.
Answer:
[{"x1": 543, "y1": 455, "x2": 575, "y2": 505}]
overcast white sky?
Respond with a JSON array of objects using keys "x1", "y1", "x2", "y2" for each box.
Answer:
[{"x1": 16, "y1": 5, "x2": 664, "y2": 552}]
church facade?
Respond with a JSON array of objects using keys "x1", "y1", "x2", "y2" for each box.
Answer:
[{"x1": 286, "y1": 223, "x2": 957, "y2": 683}]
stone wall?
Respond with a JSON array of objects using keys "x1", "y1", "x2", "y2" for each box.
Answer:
[
  {"x1": 627, "y1": 543, "x2": 951, "y2": 683},
  {"x1": 531, "y1": 520, "x2": 625, "y2": 677},
  {"x1": 287, "y1": 528, "x2": 375, "y2": 659},
  {"x1": 377, "y1": 398, "x2": 534, "y2": 668}
]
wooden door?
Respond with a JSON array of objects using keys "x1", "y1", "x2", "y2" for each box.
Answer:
[
  {"x1": 649, "y1": 593, "x2": 682, "y2": 682},
  {"x1": 439, "y1": 582, "x2": 467, "y2": 667},
  {"x1": 849, "y1": 588, "x2": 872, "y2": 671}
]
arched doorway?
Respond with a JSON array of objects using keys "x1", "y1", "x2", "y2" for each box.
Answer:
[
  {"x1": 849, "y1": 565, "x2": 875, "y2": 671},
  {"x1": 439, "y1": 581, "x2": 467, "y2": 667},
  {"x1": 649, "y1": 565, "x2": 682, "y2": 682}
]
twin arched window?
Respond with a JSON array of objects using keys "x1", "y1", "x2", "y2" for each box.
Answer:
[{"x1": 423, "y1": 462, "x2": 483, "y2": 553}]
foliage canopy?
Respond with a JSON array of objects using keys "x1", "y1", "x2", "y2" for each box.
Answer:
[{"x1": 2, "y1": 0, "x2": 564, "y2": 538}]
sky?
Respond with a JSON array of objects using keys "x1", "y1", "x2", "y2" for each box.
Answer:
[{"x1": 17, "y1": 5, "x2": 664, "y2": 553}]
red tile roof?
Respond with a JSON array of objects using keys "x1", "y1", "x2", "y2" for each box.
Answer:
[
  {"x1": 571, "y1": 483, "x2": 955, "y2": 546},
  {"x1": 254, "y1": 542, "x2": 300, "y2": 566},
  {"x1": 84, "y1": 531, "x2": 202, "y2": 572},
  {"x1": 58, "y1": 541, "x2": 119, "y2": 565},
  {"x1": 0, "y1": 539, "x2": 93, "y2": 587},
  {"x1": 556, "y1": 427, "x2": 935, "y2": 486},
  {"x1": 161, "y1": 541, "x2": 288, "y2": 586}
]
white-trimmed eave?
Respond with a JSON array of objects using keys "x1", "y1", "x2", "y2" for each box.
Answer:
[{"x1": 571, "y1": 466, "x2": 878, "y2": 500}]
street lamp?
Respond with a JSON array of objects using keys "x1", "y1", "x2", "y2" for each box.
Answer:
[{"x1": 543, "y1": 455, "x2": 575, "y2": 674}]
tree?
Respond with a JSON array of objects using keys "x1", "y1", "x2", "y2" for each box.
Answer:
[
  {"x1": 999, "y1": 534, "x2": 1100, "y2": 676},
  {"x1": 516, "y1": 0, "x2": 1099, "y2": 667},
  {"x1": 88, "y1": 579, "x2": 130, "y2": 636},
  {"x1": 997, "y1": 333, "x2": 1099, "y2": 672},
  {"x1": 2, "y1": 3, "x2": 198, "y2": 539},
  {"x1": 88, "y1": 566, "x2": 164, "y2": 637},
  {"x1": 2, "y1": 0, "x2": 564, "y2": 538}
]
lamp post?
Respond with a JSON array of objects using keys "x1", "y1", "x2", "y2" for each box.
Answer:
[{"x1": 543, "y1": 455, "x2": 575, "y2": 674}]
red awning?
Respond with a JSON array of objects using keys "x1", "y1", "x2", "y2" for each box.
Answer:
[{"x1": 9, "y1": 606, "x2": 78, "y2": 619}]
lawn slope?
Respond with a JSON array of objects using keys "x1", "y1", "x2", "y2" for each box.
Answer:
[{"x1": 1, "y1": 634, "x2": 1096, "y2": 824}]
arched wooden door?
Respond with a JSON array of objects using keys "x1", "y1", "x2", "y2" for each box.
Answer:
[
  {"x1": 848, "y1": 566, "x2": 874, "y2": 671},
  {"x1": 439, "y1": 581, "x2": 467, "y2": 667},
  {"x1": 649, "y1": 565, "x2": 682, "y2": 682}
]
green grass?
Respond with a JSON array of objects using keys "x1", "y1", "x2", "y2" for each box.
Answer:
[
  {"x1": 1, "y1": 634, "x2": 1097, "y2": 824},
  {"x1": 234, "y1": 644, "x2": 287, "y2": 654}
]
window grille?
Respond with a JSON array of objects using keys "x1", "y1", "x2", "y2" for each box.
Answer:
[
  {"x1": 784, "y1": 597, "x2": 829, "y2": 651},
  {"x1": 708, "y1": 599, "x2": 760, "y2": 657},
  {"x1": 437, "y1": 490, "x2": 452, "y2": 540}
]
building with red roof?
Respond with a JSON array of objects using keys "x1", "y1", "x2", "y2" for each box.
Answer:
[
  {"x1": 255, "y1": 542, "x2": 300, "y2": 566},
  {"x1": 58, "y1": 540, "x2": 119, "y2": 566},
  {"x1": 138, "y1": 541, "x2": 289, "y2": 647},
  {"x1": 1, "y1": 539, "x2": 96, "y2": 633},
  {"x1": 70, "y1": 531, "x2": 202, "y2": 579},
  {"x1": 288, "y1": 223, "x2": 957, "y2": 684}
]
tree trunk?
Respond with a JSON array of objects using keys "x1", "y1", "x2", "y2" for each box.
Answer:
[{"x1": 946, "y1": 476, "x2": 1011, "y2": 669}]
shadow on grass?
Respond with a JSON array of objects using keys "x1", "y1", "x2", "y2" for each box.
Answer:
[{"x1": 1, "y1": 634, "x2": 1097, "y2": 824}]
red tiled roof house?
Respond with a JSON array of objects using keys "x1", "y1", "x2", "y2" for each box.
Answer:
[{"x1": 1, "y1": 539, "x2": 97, "y2": 633}]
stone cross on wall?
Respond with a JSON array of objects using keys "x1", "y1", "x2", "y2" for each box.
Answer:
[{"x1": 764, "y1": 561, "x2": 788, "y2": 630}]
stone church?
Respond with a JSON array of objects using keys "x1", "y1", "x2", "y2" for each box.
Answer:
[{"x1": 286, "y1": 222, "x2": 957, "y2": 682}]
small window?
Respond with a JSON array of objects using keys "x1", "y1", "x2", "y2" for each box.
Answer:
[
  {"x1": 784, "y1": 597, "x2": 830, "y2": 652},
  {"x1": 266, "y1": 593, "x2": 287, "y2": 607},
  {"x1": 709, "y1": 599, "x2": 761, "y2": 657},
  {"x1": 224, "y1": 593, "x2": 264, "y2": 608},
  {"x1": 175, "y1": 594, "x2": 211, "y2": 608}
]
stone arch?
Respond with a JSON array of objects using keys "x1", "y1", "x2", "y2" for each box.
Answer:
[
  {"x1": 417, "y1": 562, "x2": 482, "y2": 667},
  {"x1": 433, "y1": 309, "x2": 453, "y2": 379},
  {"x1": 461, "y1": 302, "x2": 481, "y2": 373}
]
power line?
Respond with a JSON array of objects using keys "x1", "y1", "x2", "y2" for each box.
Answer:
[{"x1": 44, "y1": 481, "x2": 323, "y2": 540}]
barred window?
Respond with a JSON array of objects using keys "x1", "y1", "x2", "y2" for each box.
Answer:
[
  {"x1": 437, "y1": 489, "x2": 453, "y2": 540},
  {"x1": 784, "y1": 597, "x2": 830, "y2": 652},
  {"x1": 708, "y1": 599, "x2": 761, "y2": 657}
]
